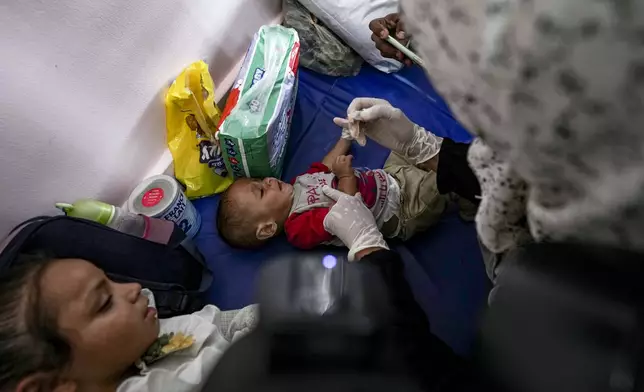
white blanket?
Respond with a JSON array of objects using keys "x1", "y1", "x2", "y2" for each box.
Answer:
[{"x1": 118, "y1": 304, "x2": 259, "y2": 392}]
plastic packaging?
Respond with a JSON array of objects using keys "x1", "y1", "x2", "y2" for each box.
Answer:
[
  {"x1": 165, "y1": 60, "x2": 233, "y2": 198},
  {"x1": 283, "y1": 0, "x2": 362, "y2": 77},
  {"x1": 218, "y1": 25, "x2": 300, "y2": 179}
]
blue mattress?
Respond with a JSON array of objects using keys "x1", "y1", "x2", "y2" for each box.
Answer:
[{"x1": 193, "y1": 65, "x2": 489, "y2": 355}]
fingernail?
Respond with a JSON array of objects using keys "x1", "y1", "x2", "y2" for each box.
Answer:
[
  {"x1": 397, "y1": 31, "x2": 405, "y2": 39},
  {"x1": 380, "y1": 31, "x2": 388, "y2": 39}
]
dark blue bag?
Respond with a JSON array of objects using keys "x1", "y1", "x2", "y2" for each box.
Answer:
[{"x1": 0, "y1": 216, "x2": 212, "y2": 317}]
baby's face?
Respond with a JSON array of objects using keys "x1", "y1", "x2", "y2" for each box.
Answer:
[{"x1": 231, "y1": 177, "x2": 294, "y2": 226}]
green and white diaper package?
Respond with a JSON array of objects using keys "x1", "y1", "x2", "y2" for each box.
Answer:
[{"x1": 217, "y1": 25, "x2": 300, "y2": 179}]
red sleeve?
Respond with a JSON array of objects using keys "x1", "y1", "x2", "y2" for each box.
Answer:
[
  {"x1": 284, "y1": 208, "x2": 333, "y2": 249},
  {"x1": 290, "y1": 162, "x2": 331, "y2": 184},
  {"x1": 306, "y1": 162, "x2": 330, "y2": 174}
]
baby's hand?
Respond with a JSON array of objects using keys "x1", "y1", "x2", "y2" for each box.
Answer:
[
  {"x1": 332, "y1": 155, "x2": 354, "y2": 179},
  {"x1": 337, "y1": 118, "x2": 367, "y2": 146}
]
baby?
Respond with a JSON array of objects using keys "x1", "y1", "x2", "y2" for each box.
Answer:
[{"x1": 217, "y1": 134, "x2": 448, "y2": 249}]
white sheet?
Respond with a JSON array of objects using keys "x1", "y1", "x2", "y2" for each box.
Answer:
[{"x1": 298, "y1": 0, "x2": 402, "y2": 73}]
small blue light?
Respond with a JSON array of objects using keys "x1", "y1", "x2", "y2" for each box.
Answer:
[{"x1": 322, "y1": 255, "x2": 337, "y2": 269}]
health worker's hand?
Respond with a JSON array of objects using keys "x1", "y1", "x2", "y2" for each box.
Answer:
[
  {"x1": 368, "y1": 13, "x2": 412, "y2": 66},
  {"x1": 333, "y1": 98, "x2": 442, "y2": 165},
  {"x1": 322, "y1": 186, "x2": 389, "y2": 261}
]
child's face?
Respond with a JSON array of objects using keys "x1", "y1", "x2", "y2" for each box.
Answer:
[
  {"x1": 41, "y1": 259, "x2": 160, "y2": 382},
  {"x1": 231, "y1": 177, "x2": 294, "y2": 227}
]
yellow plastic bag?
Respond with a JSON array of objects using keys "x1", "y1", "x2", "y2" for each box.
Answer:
[{"x1": 165, "y1": 61, "x2": 233, "y2": 198}]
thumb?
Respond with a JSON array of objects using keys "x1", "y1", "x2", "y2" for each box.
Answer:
[
  {"x1": 395, "y1": 18, "x2": 407, "y2": 41},
  {"x1": 333, "y1": 117, "x2": 350, "y2": 128},
  {"x1": 347, "y1": 97, "x2": 387, "y2": 115},
  {"x1": 322, "y1": 185, "x2": 345, "y2": 202}
]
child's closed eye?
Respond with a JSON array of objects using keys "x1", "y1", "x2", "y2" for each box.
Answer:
[{"x1": 99, "y1": 295, "x2": 113, "y2": 313}]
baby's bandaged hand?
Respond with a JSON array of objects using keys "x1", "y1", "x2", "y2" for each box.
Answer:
[
  {"x1": 339, "y1": 119, "x2": 367, "y2": 146},
  {"x1": 322, "y1": 186, "x2": 389, "y2": 261},
  {"x1": 341, "y1": 126, "x2": 355, "y2": 142},
  {"x1": 333, "y1": 97, "x2": 443, "y2": 164}
]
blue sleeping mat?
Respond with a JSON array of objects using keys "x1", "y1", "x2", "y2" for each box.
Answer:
[{"x1": 193, "y1": 65, "x2": 490, "y2": 355}]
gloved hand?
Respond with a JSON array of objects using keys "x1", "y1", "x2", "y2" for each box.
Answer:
[
  {"x1": 322, "y1": 186, "x2": 389, "y2": 261},
  {"x1": 333, "y1": 98, "x2": 442, "y2": 165}
]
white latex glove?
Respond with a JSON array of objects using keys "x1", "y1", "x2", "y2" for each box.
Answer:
[
  {"x1": 321, "y1": 186, "x2": 389, "y2": 261},
  {"x1": 333, "y1": 98, "x2": 442, "y2": 164}
]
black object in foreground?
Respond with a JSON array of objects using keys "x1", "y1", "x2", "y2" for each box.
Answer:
[
  {"x1": 482, "y1": 242, "x2": 644, "y2": 392},
  {"x1": 204, "y1": 242, "x2": 644, "y2": 392},
  {"x1": 201, "y1": 249, "x2": 459, "y2": 392}
]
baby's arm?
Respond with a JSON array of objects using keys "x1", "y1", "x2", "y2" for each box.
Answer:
[
  {"x1": 332, "y1": 155, "x2": 358, "y2": 196},
  {"x1": 337, "y1": 175, "x2": 358, "y2": 196},
  {"x1": 321, "y1": 138, "x2": 352, "y2": 169},
  {"x1": 418, "y1": 154, "x2": 439, "y2": 172}
]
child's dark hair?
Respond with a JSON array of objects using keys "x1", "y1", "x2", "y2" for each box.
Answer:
[
  {"x1": 217, "y1": 187, "x2": 266, "y2": 249},
  {"x1": 0, "y1": 253, "x2": 71, "y2": 391}
]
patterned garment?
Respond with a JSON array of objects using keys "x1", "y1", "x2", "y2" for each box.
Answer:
[
  {"x1": 283, "y1": 0, "x2": 363, "y2": 77},
  {"x1": 401, "y1": 0, "x2": 644, "y2": 253}
]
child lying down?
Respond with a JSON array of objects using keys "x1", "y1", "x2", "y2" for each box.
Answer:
[
  {"x1": 217, "y1": 128, "x2": 449, "y2": 250},
  {"x1": 0, "y1": 254, "x2": 258, "y2": 392}
]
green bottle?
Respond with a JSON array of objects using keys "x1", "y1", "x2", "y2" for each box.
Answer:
[
  {"x1": 56, "y1": 199, "x2": 147, "y2": 237},
  {"x1": 55, "y1": 199, "x2": 116, "y2": 225}
]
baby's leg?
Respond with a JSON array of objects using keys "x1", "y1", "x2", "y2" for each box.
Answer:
[
  {"x1": 417, "y1": 154, "x2": 439, "y2": 172},
  {"x1": 383, "y1": 152, "x2": 448, "y2": 241}
]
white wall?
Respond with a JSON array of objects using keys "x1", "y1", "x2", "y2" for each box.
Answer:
[{"x1": 0, "y1": 0, "x2": 281, "y2": 236}]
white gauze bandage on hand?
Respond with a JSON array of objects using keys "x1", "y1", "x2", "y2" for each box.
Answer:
[{"x1": 339, "y1": 120, "x2": 366, "y2": 146}]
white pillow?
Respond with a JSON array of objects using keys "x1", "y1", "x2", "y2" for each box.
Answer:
[{"x1": 297, "y1": 0, "x2": 402, "y2": 73}]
